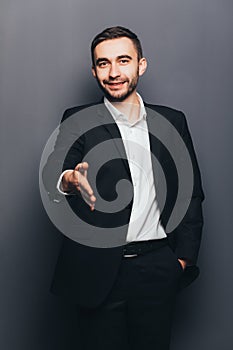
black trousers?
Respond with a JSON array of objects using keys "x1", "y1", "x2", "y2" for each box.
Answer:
[{"x1": 77, "y1": 244, "x2": 184, "y2": 350}]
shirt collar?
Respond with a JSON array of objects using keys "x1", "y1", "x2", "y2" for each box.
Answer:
[{"x1": 104, "y1": 92, "x2": 147, "y2": 124}]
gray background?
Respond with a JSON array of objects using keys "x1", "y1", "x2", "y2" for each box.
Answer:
[{"x1": 1, "y1": 0, "x2": 232, "y2": 349}]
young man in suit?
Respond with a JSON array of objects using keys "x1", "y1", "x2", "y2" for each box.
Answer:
[{"x1": 42, "y1": 26, "x2": 204, "y2": 350}]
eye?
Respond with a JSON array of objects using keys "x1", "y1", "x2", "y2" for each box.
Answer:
[
  {"x1": 98, "y1": 61, "x2": 108, "y2": 68},
  {"x1": 119, "y1": 59, "x2": 129, "y2": 64}
]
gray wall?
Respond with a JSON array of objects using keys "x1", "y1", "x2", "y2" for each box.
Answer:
[{"x1": 1, "y1": 0, "x2": 232, "y2": 349}]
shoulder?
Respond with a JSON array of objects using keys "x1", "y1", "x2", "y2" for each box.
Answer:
[
  {"x1": 144, "y1": 102, "x2": 187, "y2": 132},
  {"x1": 145, "y1": 102, "x2": 186, "y2": 121},
  {"x1": 61, "y1": 101, "x2": 102, "y2": 122}
]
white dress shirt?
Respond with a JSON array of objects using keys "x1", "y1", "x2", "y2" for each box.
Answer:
[
  {"x1": 57, "y1": 93, "x2": 166, "y2": 242},
  {"x1": 104, "y1": 94, "x2": 166, "y2": 242}
]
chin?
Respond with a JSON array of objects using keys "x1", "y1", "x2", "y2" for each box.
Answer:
[
  {"x1": 106, "y1": 89, "x2": 130, "y2": 101},
  {"x1": 107, "y1": 94, "x2": 128, "y2": 102}
]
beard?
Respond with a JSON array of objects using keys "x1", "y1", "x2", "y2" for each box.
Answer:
[{"x1": 95, "y1": 71, "x2": 139, "y2": 102}]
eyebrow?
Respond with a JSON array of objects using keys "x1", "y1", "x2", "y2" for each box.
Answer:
[{"x1": 95, "y1": 55, "x2": 133, "y2": 66}]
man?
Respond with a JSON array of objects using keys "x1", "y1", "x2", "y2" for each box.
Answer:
[{"x1": 42, "y1": 26, "x2": 204, "y2": 350}]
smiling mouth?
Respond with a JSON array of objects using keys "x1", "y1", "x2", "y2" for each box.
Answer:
[{"x1": 106, "y1": 81, "x2": 126, "y2": 89}]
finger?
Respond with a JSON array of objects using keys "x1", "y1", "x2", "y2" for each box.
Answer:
[
  {"x1": 75, "y1": 162, "x2": 89, "y2": 177},
  {"x1": 71, "y1": 173, "x2": 94, "y2": 199},
  {"x1": 80, "y1": 190, "x2": 96, "y2": 209},
  {"x1": 81, "y1": 162, "x2": 89, "y2": 177},
  {"x1": 80, "y1": 191, "x2": 96, "y2": 206},
  {"x1": 71, "y1": 168, "x2": 88, "y2": 185},
  {"x1": 78, "y1": 177, "x2": 96, "y2": 201},
  {"x1": 79, "y1": 188, "x2": 96, "y2": 204},
  {"x1": 78, "y1": 177, "x2": 95, "y2": 197},
  {"x1": 71, "y1": 169, "x2": 80, "y2": 182}
]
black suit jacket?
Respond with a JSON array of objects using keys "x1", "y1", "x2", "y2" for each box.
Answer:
[{"x1": 42, "y1": 101, "x2": 204, "y2": 308}]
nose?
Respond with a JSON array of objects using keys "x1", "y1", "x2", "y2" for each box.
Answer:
[{"x1": 109, "y1": 63, "x2": 120, "y2": 79}]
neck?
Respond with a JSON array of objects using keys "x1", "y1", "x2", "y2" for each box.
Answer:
[{"x1": 111, "y1": 91, "x2": 140, "y2": 122}]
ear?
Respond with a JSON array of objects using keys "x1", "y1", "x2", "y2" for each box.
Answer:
[
  {"x1": 92, "y1": 66, "x2": 96, "y2": 78},
  {"x1": 138, "y1": 57, "x2": 147, "y2": 77}
]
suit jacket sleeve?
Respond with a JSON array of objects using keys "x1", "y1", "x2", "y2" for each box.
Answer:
[
  {"x1": 42, "y1": 107, "x2": 85, "y2": 202},
  {"x1": 173, "y1": 111, "x2": 205, "y2": 265}
]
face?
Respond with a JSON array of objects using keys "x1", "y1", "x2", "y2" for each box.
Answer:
[{"x1": 92, "y1": 37, "x2": 147, "y2": 102}]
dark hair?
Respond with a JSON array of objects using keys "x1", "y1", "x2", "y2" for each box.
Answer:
[{"x1": 91, "y1": 26, "x2": 143, "y2": 66}]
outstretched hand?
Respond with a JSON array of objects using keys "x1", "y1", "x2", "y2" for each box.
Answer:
[{"x1": 62, "y1": 162, "x2": 96, "y2": 211}]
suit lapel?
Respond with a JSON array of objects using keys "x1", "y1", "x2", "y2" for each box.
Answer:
[
  {"x1": 145, "y1": 104, "x2": 179, "y2": 229},
  {"x1": 145, "y1": 105, "x2": 166, "y2": 216},
  {"x1": 145, "y1": 105, "x2": 162, "y2": 171},
  {"x1": 96, "y1": 104, "x2": 131, "y2": 177}
]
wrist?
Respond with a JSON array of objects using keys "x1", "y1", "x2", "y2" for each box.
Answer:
[{"x1": 62, "y1": 170, "x2": 73, "y2": 192}]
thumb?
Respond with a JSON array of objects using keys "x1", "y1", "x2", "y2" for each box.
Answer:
[{"x1": 75, "y1": 162, "x2": 89, "y2": 178}]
